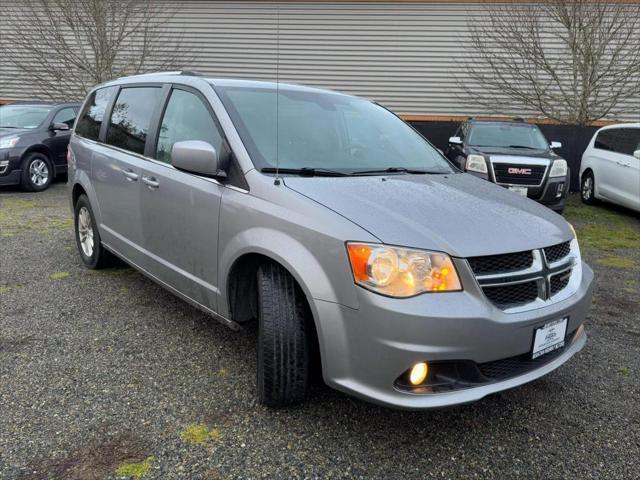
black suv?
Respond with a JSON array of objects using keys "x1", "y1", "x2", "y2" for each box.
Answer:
[
  {"x1": 444, "y1": 118, "x2": 569, "y2": 213},
  {"x1": 0, "y1": 102, "x2": 80, "y2": 191}
]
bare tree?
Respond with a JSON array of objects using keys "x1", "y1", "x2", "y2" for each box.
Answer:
[
  {"x1": 1, "y1": 0, "x2": 191, "y2": 101},
  {"x1": 459, "y1": 0, "x2": 640, "y2": 125}
]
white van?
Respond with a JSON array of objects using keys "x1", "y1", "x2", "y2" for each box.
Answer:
[{"x1": 580, "y1": 123, "x2": 640, "y2": 212}]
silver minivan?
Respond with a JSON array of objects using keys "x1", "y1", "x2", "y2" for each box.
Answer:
[{"x1": 69, "y1": 72, "x2": 593, "y2": 409}]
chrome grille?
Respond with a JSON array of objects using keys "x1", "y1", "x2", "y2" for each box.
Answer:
[
  {"x1": 550, "y1": 269, "x2": 572, "y2": 296},
  {"x1": 492, "y1": 163, "x2": 546, "y2": 186},
  {"x1": 483, "y1": 281, "x2": 539, "y2": 308},
  {"x1": 471, "y1": 241, "x2": 577, "y2": 310},
  {"x1": 468, "y1": 251, "x2": 533, "y2": 275},
  {"x1": 544, "y1": 241, "x2": 571, "y2": 263}
]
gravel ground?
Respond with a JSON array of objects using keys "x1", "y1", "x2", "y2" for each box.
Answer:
[{"x1": 1, "y1": 182, "x2": 639, "y2": 480}]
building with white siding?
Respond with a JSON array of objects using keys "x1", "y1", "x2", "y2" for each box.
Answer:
[{"x1": 1, "y1": 0, "x2": 638, "y2": 124}]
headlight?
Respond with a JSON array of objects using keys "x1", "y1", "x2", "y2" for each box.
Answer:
[
  {"x1": 346, "y1": 243, "x2": 462, "y2": 297},
  {"x1": 465, "y1": 154, "x2": 487, "y2": 174},
  {"x1": 549, "y1": 159, "x2": 568, "y2": 177},
  {"x1": 0, "y1": 136, "x2": 20, "y2": 149}
]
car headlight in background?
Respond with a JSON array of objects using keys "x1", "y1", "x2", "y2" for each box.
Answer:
[
  {"x1": 549, "y1": 159, "x2": 568, "y2": 177},
  {"x1": 0, "y1": 136, "x2": 20, "y2": 149},
  {"x1": 346, "y1": 243, "x2": 462, "y2": 297},
  {"x1": 465, "y1": 154, "x2": 487, "y2": 174}
]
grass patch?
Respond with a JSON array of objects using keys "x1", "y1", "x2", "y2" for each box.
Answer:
[
  {"x1": 619, "y1": 367, "x2": 631, "y2": 377},
  {"x1": 597, "y1": 256, "x2": 639, "y2": 269},
  {"x1": 564, "y1": 195, "x2": 640, "y2": 252},
  {"x1": 0, "y1": 286, "x2": 9, "y2": 294},
  {"x1": 0, "y1": 196, "x2": 73, "y2": 237},
  {"x1": 116, "y1": 455, "x2": 154, "y2": 479},
  {"x1": 180, "y1": 424, "x2": 222, "y2": 445},
  {"x1": 50, "y1": 271, "x2": 70, "y2": 280}
]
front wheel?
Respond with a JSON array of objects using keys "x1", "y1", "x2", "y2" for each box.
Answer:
[
  {"x1": 581, "y1": 171, "x2": 596, "y2": 205},
  {"x1": 74, "y1": 194, "x2": 116, "y2": 269},
  {"x1": 257, "y1": 262, "x2": 310, "y2": 407},
  {"x1": 21, "y1": 153, "x2": 52, "y2": 191}
]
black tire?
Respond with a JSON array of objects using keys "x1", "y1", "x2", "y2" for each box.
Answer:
[
  {"x1": 257, "y1": 262, "x2": 310, "y2": 407},
  {"x1": 21, "y1": 152, "x2": 53, "y2": 192},
  {"x1": 581, "y1": 171, "x2": 596, "y2": 205},
  {"x1": 74, "y1": 194, "x2": 115, "y2": 269}
]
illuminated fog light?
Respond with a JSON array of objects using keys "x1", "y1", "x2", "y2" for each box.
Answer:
[{"x1": 409, "y1": 362, "x2": 428, "y2": 385}]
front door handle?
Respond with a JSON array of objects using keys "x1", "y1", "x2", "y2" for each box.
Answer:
[
  {"x1": 142, "y1": 175, "x2": 160, "y2": 189},
  {"x1": 122, "y1": 169, "x2": 138, "y2": 181}
]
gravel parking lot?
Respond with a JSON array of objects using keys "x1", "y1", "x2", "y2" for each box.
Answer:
[{"x1": 1, "y1": 182, "x2": 639, "y2": 480}]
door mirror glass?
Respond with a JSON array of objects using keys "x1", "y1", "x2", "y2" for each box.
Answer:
[
  {"x1": 550, "y1": 141, "x2": 562, "y2": 150},
  {"x1": 51, "y1": 122, "x2": 70, "y2": 131},
  {"x1": 449, "y1": 136, "x2": 463, "y2": 145},
  {"x1": 171, "y1": 140, "x2": 221, "y2": 177},
  {"x1": 634, "y1": 150, "x2": 640, "y2": 160}
]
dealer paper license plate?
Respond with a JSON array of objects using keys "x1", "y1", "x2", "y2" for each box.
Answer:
[
  {"x1": 532, "y1": 317, "x2": 568, "y2": 359},
  {"x1": 508, "y1": 186, "x2": 528, "y2": 197}
]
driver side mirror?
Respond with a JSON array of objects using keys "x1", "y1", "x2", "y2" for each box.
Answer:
[
  {"x1": 51, "y1": 122, "x2": 70, "y2": 131},
  {"x1": 550, "y1": 141, "x2": 562, "y2": 150},
  {"x1": 171, "y1": 140, "x2": 222, "y2": 177},
  {"x1": 634, "y1": 150, "x2": 640, "y2": 160},
  {"x1": 449, "y1": 136, "x2": 463, "y2": 146}
]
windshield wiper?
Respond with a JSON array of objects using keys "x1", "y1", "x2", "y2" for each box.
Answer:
[
  {"x1": 260, "y1": 167, "x2": 351, "y2": 177},
  {"x1": 0, "y1": 126, "x2": 19, "y2": 129},
  {"x1": 507, "y1": 145, "x2": 537, "y2": 149},
  {"x1": 351, "y1": 167, "x2": 439, "y2": 175}
]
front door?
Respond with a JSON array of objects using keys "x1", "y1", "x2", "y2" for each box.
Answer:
[
  {"x1": 140, "y1": 87, "x2": 226, "y2": 310},
  {"x1": 46, "y1": 107, "x2": 76, "y2": 171}
]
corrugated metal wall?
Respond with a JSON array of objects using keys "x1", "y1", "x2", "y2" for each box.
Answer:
[{"x1": 1, "y1": 1, "x2": 638, "y2": 121}]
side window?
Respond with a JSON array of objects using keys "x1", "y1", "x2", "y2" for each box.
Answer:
[
  {"x1": 613, "y1": 128, "x2": 640, "y2": 156},
  {"x1": 594, "y1": 130, "x2": 614, "y2": 151},
  {"x1": 52, "y1": 107, "x2": 76, "y2": 128},
  {"x1": 105, "y1": 87, "x2": 162, "y2": 155},
  {"x1": 156, "y1": 89, "x2": 224, "y2": 164},
  {"x1": 75, "y1": 86, "x2": 117, "y2": 140}
]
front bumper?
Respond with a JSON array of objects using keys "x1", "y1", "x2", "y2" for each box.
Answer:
[
  {"x1": 313, "y1": 261, "x2": 593, "y2": 410},
  {"x1": 0, "y1": 148, "x2": 22, "y2": 186}
]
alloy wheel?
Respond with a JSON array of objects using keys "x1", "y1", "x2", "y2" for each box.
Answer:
[
  {"x1": 29, "y1": 159, "x2": 49, "y2": 187},
  {"x1": 77, "y1": 206, "x2": 94, "y2": 257},
  {"x1": 582, "y1": 176, "x2": 593, "y2": 200}
]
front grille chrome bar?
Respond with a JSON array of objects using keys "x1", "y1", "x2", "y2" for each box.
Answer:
[{"x1": 468, "y1": 241, "x2": 579, "y2": 311}]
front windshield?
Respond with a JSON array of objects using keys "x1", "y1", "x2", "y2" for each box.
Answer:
[
  {"x1": 0, "y1": 105, "x2": 52, "y2": 129},
  {"x1": 468, "y1": 123, "x2": 549, "y2": 150},
  {"x1": 215, "y1": 85, "x2": 453, "y2": 174}
]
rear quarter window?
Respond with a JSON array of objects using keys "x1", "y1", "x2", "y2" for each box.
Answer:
[{"x1": 75, "y1": 86, "x2": 118, "y2": 141}]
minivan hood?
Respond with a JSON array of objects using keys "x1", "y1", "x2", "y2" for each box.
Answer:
[{"x1": 284, "y1": 172, "x2": 572, "y2": 257}]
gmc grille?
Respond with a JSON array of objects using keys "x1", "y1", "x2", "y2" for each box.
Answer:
[{"x1": 493, "y1": 163, "x2": 546, "y2": 186}]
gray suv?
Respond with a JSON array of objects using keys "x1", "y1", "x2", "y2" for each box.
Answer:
[{"x1": 69, "y1": 73, "x2": 593, "y2": 409}]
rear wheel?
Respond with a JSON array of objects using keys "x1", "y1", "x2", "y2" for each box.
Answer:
[
  {"x1": 257, "y1": 262, "x2": 310, "y2": 407},
  {"x1": 74, "y1": 195, "x2": 116, "y2": 269},
  {"x1": 21, "y1": 153, "x2": 52, "y2": 191},
  {"x1": 581, "y1": 171, "x2": 596, "y2": 205}
]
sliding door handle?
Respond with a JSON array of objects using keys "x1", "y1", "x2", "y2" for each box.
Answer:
[
  {"x1": 142, "y1": 175, "x2": 160, "y2": 189},
  {"x1": 122, "y1": 169, "x2": 138, "y2": 181}
]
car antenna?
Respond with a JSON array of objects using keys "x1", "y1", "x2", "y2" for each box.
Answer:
[{"x1": 274, "y1": 2, "x2": 281, "y2": 186}]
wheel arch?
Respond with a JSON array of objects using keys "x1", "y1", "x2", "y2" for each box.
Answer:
[
  {"x1": 225, "y1": 248, "x2": 325, "y2": 381},
  {"x1": 22, "y1": 145, "x2": 55, "y2": 174}
]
